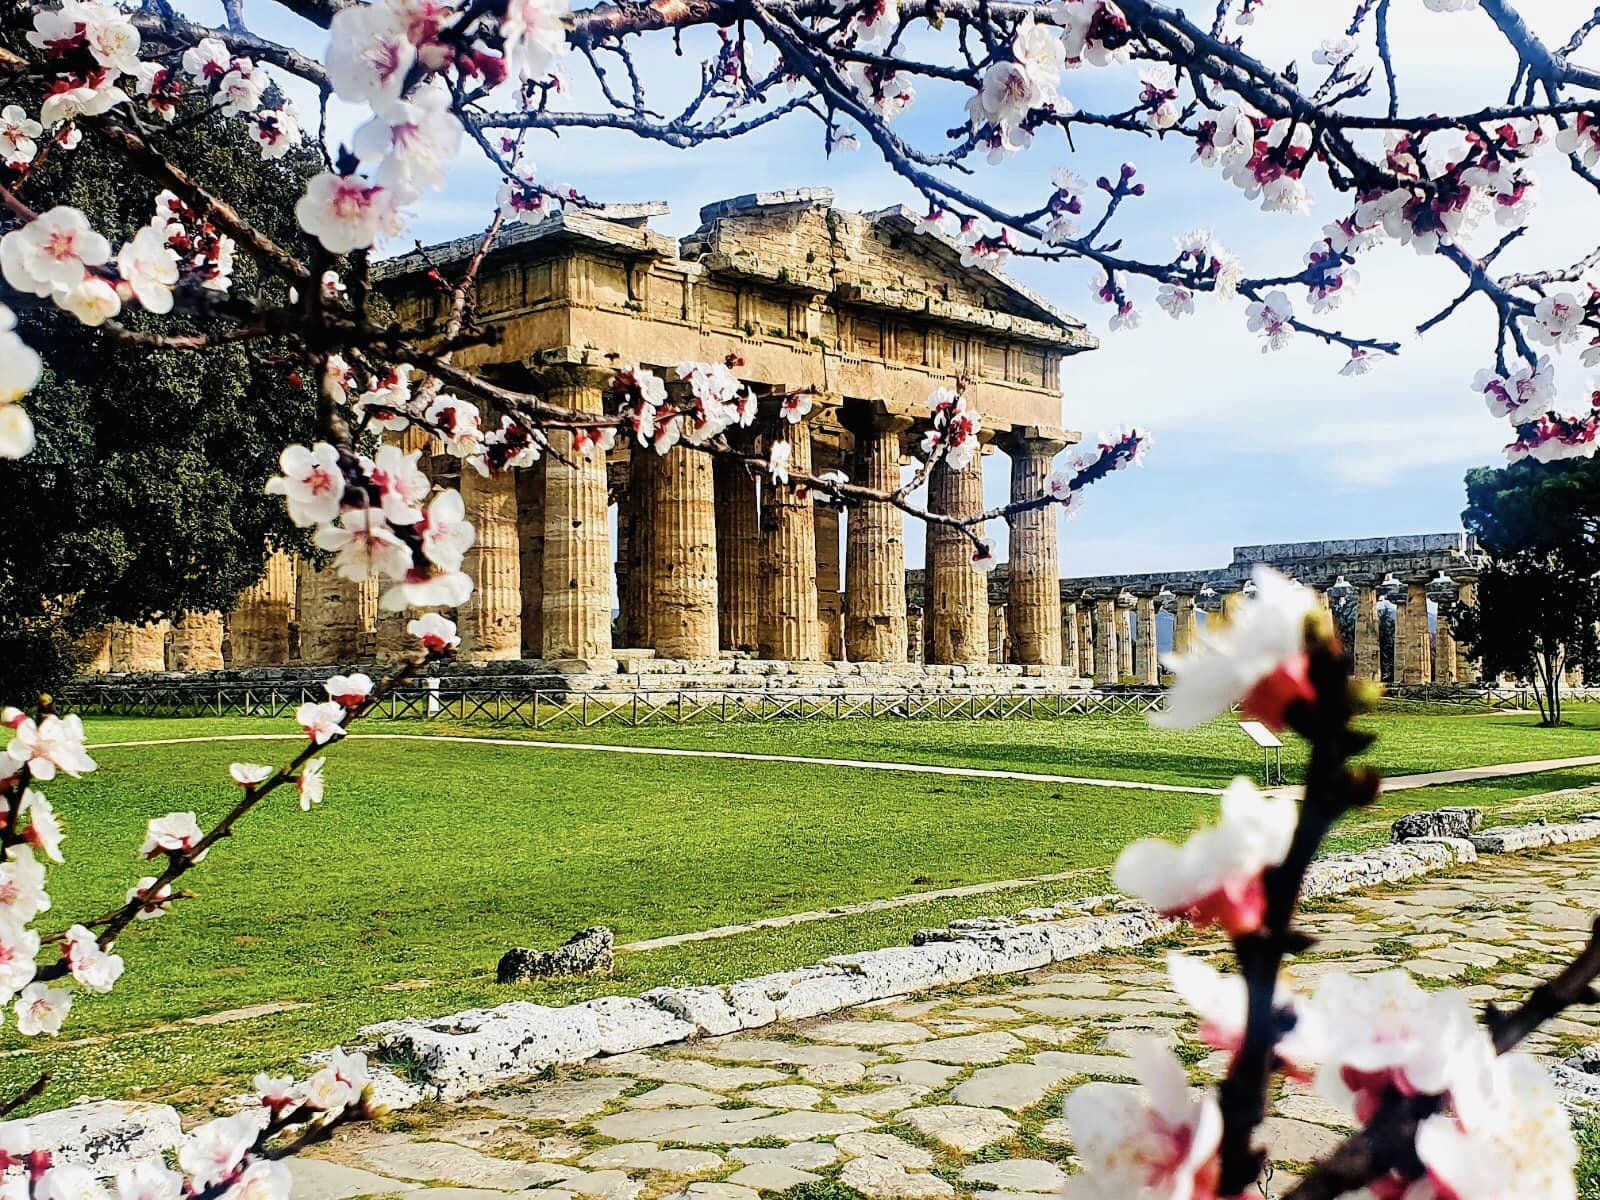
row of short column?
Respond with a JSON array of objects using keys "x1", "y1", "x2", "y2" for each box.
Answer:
[
  {"x1": 94, "y1": 391, "x2": 1077, "y2": 673},
  {"x1": 1058, "y1": 577, "x2": 1482, "y2": 688}
]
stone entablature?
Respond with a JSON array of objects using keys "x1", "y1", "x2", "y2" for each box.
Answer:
[
  {"x1": 1050, "y1": 532, "x2": 1485, "y2": 596},
  {"x1": 376, "y1": 188, "x2": 1093, "y2": 431}
]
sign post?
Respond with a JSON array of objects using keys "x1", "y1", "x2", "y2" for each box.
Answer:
[{"x1": 1238, "y1": 720, "x2": 1285, "y2": 786}]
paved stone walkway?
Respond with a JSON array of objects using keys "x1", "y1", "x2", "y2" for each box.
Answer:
[{"x1": 289, "y1": 843, "x2": 1600, "y2": 1200}]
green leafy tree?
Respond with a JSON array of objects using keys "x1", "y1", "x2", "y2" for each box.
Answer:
[
  {"x1": 1457, "y1": 458, "x2": 1600, "y2": 725},
  {"x1": 0, "y1": 106, "x2": 320, "y2": 697}
]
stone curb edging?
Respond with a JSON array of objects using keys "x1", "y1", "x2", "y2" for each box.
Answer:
[
  {"x1": 1470, "y1": 812, "x2": 1600, "y2": 853},
  {"x1": 359, "y1": 835, "x2": 1484, "y2": 1104},
  {"x1": 23, "y1": 807, "x2": 1600, "y2": 1173}
]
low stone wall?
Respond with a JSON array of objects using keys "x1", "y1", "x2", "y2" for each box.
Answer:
[
  {"x1": 1470, "y1": 813, "x2": 1600, "y2": 853},
  {"x1": 363, "y1": 834, "x2": 1482, "y2": 1103}
]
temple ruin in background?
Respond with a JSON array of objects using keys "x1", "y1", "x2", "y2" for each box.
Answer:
[
  {"x1": 82, "y1": 189, "x2": 1095, "y2": 690},
  {"x1": 76, "y1": 192, "x2": 1503, "y2": 696}
]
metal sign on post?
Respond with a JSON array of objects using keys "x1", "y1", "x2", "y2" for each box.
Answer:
[{"x1": 1238, "y1": 720, "x2": 1285, "y2": 785}]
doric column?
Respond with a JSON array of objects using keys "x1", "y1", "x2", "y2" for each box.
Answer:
[
  {"x1": 542, "y1": 373, "x2": 614, "y2": 664},
  {"x1": 906, "y1": 607, "x2": 925, "y2": 664},
  {"x1": 925, "y1": 450, "x2": 988, "y2": 664},
  {"x1": 620, "y1": 449, "x2": 655, "y2": 649},
  {"x1": 517, "y1": 460, "x2": 546, "y2": 658},
  {"x1": 815, "y1": 502, "x2": 844, "y2": 661},
  {"x1": 759, "y1": 415, "x2": 819, "y2": 662},
  {"x1": 169, "y1": 611, "x2": 224, "y2": 672},
  {"x1": 297, "y1": 563, "x2": 361, "y2": 665},
  {"x1": 1218, "y1": 588, "x2": 1244, "y2": 630},
  {"x1": 1001, "y1": 429, "x2": 1068, "y2": 666},
  {"x1": 1077, "y1": 605, "x2": 1094, "y2": 676},
  {"x1": 1060, "y1": 600, "x2": 1080, "y2": 671},
  {"x1": 296, "y1": 560, "x2": 364, "y2": 664},
  {"x1": 1398, "y1": 582, "x2": 1430, "y2": 684},
  {"x1": 1116, "y1": 592, "x2": 1135, "y2": 678},
  {"x1": 1092, "y1": 597, "x2": 1118, "y2": 685},
  {"x1": 76, "y1": 626, "x2": 112, "y2": 674},
  {"x1": 1434, "y1": 608, "x2": 1458, "y2": 683},
  {"x1": 714, "y1": 455, "x2": 761, "y2": 654},
  {"x1": 1353, "y1": 584, "x2": 1381, "y2": 681},
  {"x1": 110, "y1": 620, "x2": 168, "y2": 672},
  {"x1": 1455, "y1": 580, "x2": 1481, "y2": 682},
  {"x1": 988, "y1": 603, "x2": 1008, "y2": 664},
  {"x1": 1173, "y1": 593, "x2": 1198, "y2": 658},
  {"x1": 1136, "y1": 595, "x2": 1158, "y2": 685},
  {"x1": 653, "y1": 441, "x2": 720, "y2": 660},
  {"x1": 844, "y1": 406, "x2": 910, "y2": 664},
  {"x1": 458, "y1": 467, "x2": 522, "y2": 661},
  {"x1": 229, "y1": 551, "x2": 294, "y2": 666}
]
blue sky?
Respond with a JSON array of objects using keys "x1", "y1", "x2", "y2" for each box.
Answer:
[{"x1": 224, "y1": 0, "x2": 1600, "y2": 577}]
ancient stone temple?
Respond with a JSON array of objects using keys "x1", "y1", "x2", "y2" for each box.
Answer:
[{"x1": 102, "y1": 190, "x2": 1096, "y2": 686}]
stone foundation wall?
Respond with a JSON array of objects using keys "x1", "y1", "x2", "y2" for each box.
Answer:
[{"x1": 75, "y1": 658, "x2": 1091, "y2": 699}]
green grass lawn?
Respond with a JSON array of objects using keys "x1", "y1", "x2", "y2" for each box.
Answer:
[
  {"x1": 86, "y1": 699, "x2": 1600, "y2": 786},
  {"x1": 4, "y1": 703, "x2": 1597, "y2": 1113}
]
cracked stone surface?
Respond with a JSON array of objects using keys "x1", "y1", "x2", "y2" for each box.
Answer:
[{"x1": 297, "y1": 843, "x2": 1600, "y2": 1200}]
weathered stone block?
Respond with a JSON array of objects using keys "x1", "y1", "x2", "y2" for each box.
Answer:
[
  {"x1": 498, "y1": 926, "x2": 614, "y2": 983},
  {"x1": 1392, "y1": 807, "x2": 1483, "y2": 842},
  {"x1": 1472, "y1": 817, "x2": 1600, "y2": 853},
  {"x1": 576, "y1": 994, "x2": 697, "y2": 1055},
  {"x1": 377, "y1": 1002, "x2": 603, "y2": 1100},
  {"x1": 8, "y1": 1100, "x2": 182, "y2": 1174}
]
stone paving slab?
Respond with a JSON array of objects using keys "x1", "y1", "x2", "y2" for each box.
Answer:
[{"x1": 299, "y1": 843, "x2": 1600, "y2": 1200}]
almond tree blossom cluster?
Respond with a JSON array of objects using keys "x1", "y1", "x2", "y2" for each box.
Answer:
[
  {"x1": 1, "y1": 624, "x2": 453, "y2": 1184},
  {"x1": 2, "y1": 1047, "x2": 379, "y2": 1200},
  {"x1": 4, "y1": 0, "x2": 1600, "y2": 487},
  {"x1": 1067, "y1": 565, "x2": 1594, "y2": 1199}
]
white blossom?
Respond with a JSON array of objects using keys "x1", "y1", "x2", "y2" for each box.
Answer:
[
  {"x1": 0, "y1": 846, "x2": 50, "y2": 924},
  {"x1": 14, "y1": 980, "x2": 71, "y2": 1036},
  {"x1": 265, "y1": 443, "x2": 346, "y2": 527},
  {"x1": 409, "y1": 613, "x2": 460, "y2": 652},
  {"x1": 352, "y1": 84, "x2": 464, "y2": 200},
  {"x1": 1416, "y1": 1048, "x2": 1576, "y2": 1200},
  {"x1": 20, "y1": 788, "x2": 63, "y2": 863},
  {"x1": 1244, "y1": 289, "x2": 1295, "y2": 351},
  {"x1": 1304, "y1": 969, "x2": 1479, "y2": 1120},
  {"x1": 1152, "y1": 566, "x2": 1316, "y2": 730},
  {"x1": 296, "y1": 700, "x2": 347, "y2": 746},
  {"x1": 326, "y1": 4, "x2": 416, "y2": 106},
  {"x1": 295, "y1": 172, "x2": 402, "y2": 255},
  {"x1": 64, "y1": 924, "x2": 123, "y2": 993},
  {"x1": 229, "y1": 762, "x2": 274, "y2": 787},
  {"x1": 1, "y1": 206, "x2": 111, "y2": 298},
  {"x1": 32, "y1": 1163, "x2": 108, "y2": 1200},
  {"x1": 140, "y1": 811, "x2": 205, "y2": 860},
  {"x1": 0, "y1": 106, "x2": 43, "y2": 169},
  {"x1": 298, "y1": 758, "x2": 327, "y2": 811},
  {"x1": 1064, "y1": 1040, "x2": 1220, "y2": 1199},
  {"x1": 116, "y1": 225, "x2": 180, "y2": 315},
  {"x1": 114, "y1": 1161, "x2": 182, "y2": 1200},
  {"x1": 1531, "y1": 291, "x2": 1588, "y2": 347},
  {"x1": 0, "y1": 917, "x2": 40, "y2": 1003},
  {"x1": 5, "y1": 711, "x2": 96, "y2": 780},
  {"x1": 326, "y1": 673, "x2": 374, "y2": 707},
  {"x1": 177, "y1": 1112, "x2": 265, "y2": 1190},
  {"x1": 1114, "y1": 777, "x2": 1297, "y2": 935},
  {"x1": 501, "y1": 0, "x2": 570, "y2": 80},
  {"x1": 126, "y1": 876, "x2": 172, "y2": 920}
]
